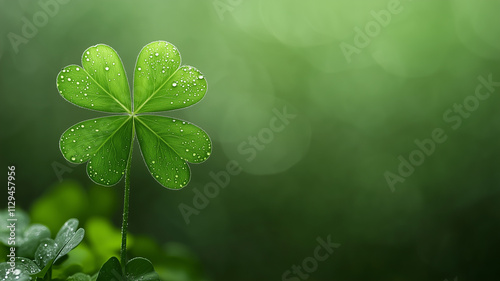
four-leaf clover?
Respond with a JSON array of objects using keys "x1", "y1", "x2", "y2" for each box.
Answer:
[{"x1": 57, "y1": 41, "x2": 211, "y2": 189}]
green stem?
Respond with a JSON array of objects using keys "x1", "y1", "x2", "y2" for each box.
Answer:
[
  {"x1": 45, "y1": 267, "x2": 52, "y2": 280},
  {"x1": 120, "y1": 119, "x2": 135, "y2": 272}
]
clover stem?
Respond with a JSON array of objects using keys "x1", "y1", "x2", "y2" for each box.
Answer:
[
  {"x1": 120, "y1": 127, "x2": 134, "y2": 272},
  {"x1": 46, "y1": 267, "x2": 52, "y2": 280}
]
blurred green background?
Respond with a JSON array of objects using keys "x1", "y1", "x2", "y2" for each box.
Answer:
[{"x1": 1, "y1": 0, "x2": 500, "y2": 280}]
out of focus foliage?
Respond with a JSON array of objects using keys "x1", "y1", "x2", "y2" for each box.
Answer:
[{"x1": 0, "y1": 181, "x2": 207, "y2": 280}]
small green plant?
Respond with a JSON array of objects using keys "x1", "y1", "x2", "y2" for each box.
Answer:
[
  {"x1": 0, "y1": 210, "x2": 85, "y2": 280},
  {"x1": 56, "y1": 41, "x2": 212, "y2": 279}
]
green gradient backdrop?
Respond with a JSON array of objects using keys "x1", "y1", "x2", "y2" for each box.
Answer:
[{"x1": 1, "y1": 0, "x2": 500, "y2": 280}]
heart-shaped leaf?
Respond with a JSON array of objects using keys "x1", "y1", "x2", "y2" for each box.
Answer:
[
  {"x1": 59, "y1": 116, "x2": 134, "y2": 186},
  {"x1": 17, "y1": 224, "x2": 51, "y2": 258},
  {"x1": 14, "y1": 257, "x2": 40, "y2": 274},
  {"x1": 133, "y1": 41, "x2": 207, "y2": 113},
  {"x1": 34, "y1": 238, "x2": 58, "y2": 268},
  {"x1": 0, "y1": 258, "x2": 37, "y2": 281},
  {"x1": 57, "y1": 44, "x2": 131, "y2": 113},
  {"x1": 55, "y1": 228, "x2": 85, "y2": 263},
  {"x1": 55, "y1": 218, "x2": 79, "y2": 246},
  {"x1": 96, "y1": 256, "x2": 160, "y2": 281},
  {"x1": 135, "y1": 115, "x2": 211, "y2": 188},
  {"x1": 96, "y1": 256, "x2": 122, "y2": 281},
  {"x1": 125, "y1": 257, "x2": 160, "y2": 281}
]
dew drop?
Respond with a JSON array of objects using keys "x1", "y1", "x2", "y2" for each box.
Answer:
[
  {"x1": 172, "y1": 82, "x2": 177, "y2": 87},
  {"x1": 105, "y1": 67, "x2": 109, "y2": 71}
]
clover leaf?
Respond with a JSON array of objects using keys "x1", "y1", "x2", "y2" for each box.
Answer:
[
  {"x1": 32, "y1": 218, "x2": 85, "y2": 278},
  {"x1": 96, "y1": 256, "x2": 160, "y2": 281},
  {"x1": 0, "y1": 209, "x2": 51, "y2": 259},
  {"x1": 0, "y1": 218, "x2": 85, "y2": 280},
  {"x1": 57, "y1": 41, "x2": 211, "y2": 189},
  {"x1": 0, "y1": 258, "x2": 37, "y2": 281}
]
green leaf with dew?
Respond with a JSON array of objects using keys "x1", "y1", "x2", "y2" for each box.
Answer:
[{"x1": 57, "y1": 41, "x2": 211, "y2": 189}]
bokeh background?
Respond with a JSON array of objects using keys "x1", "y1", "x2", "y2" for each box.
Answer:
[{"x1": 1, "y1": 0, "x2": 500, "y2": 280}]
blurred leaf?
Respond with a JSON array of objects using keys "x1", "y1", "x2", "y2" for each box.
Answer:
[
  {"x1": 55, "y1": 219, "x2": 80, "y2": 246},
  {"x1": 53, "y1": 243, "x2": 95, "y2": 278},
  {"x1": 34, "y1": 238, "x2": 58, "y2": 268},
  {"x1": 31, "y1": 219, "x2": 85, "y2": 279},
  {"x1": 157, "y1": 243, "x2": 205, "y2": 281},
  {"x1": 0, "y1": 212, "x2": 51, "y2": 260},
  {"x1": 56, "y1": 228, "x2": 85, "y2": 263},
  {"x1": 86, "y1": 217, "x2": 126, "y2": 264},
  {"x1": 17, "y1": 224, "x2": 51, "y2": 258},
  {"x1": 30, "y1": 181, "x2": 88, "y2": 232},
  {"x1": 95, "y1": 257, "x2": 121, "y2": 281},
  {"x1": 67, "y1": 272, "x2": 93, "y2": 281},
  {"x1": 125, "y1": 257, "x2": 160, "y2": 281},
  {"x1": 96, "y1": 256, "x2": 160, "y2": 281},
  {"x1": 0, "y1": 209, "x2": 30, "y2": 245},
  {"x1": 0, "y1": 259, "x2": 33, "y2": 281},
  {"x1": 18, "y1": 258, "x2": 40, "y2": 274},
  {"x1": 88, "y1": 184, "x2": 118, "y2": 217}
]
